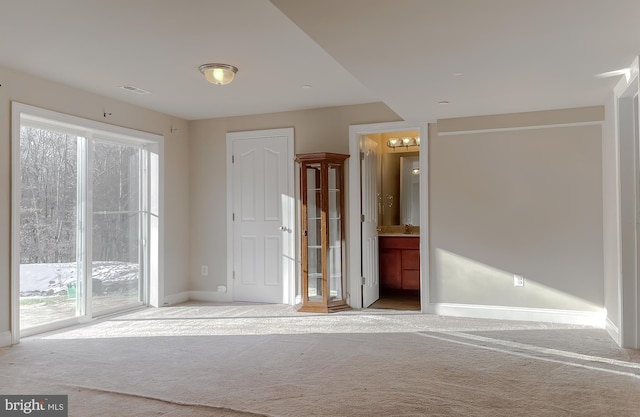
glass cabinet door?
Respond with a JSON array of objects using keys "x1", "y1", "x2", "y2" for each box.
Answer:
[
  {"x1": 327, "y1": 164, "x2": 342, "y2": 301},
  {"x1": 306, "y1": 164, "x2": 322, "y2": 302}
]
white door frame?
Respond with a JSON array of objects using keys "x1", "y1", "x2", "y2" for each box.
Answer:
[
  {"x1": 226, "y1": 128, "x2": 296, "y2": 305},
  {"x1": 348, "y1": 121, "x2": 429, "y2": 310},
  {"x1": 615, "y1": 57, "x2": 640, "y2": 348}
]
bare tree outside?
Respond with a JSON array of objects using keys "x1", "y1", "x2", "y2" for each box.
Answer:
[{"x1": 20, "y1": 127, "x2": 77, "y2": 265}]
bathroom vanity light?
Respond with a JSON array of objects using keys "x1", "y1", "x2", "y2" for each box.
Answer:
[{"x1": 387, "y1": 136, "x2": 420, "y2": 149}]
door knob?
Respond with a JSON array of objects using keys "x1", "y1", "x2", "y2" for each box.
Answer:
[{"x1": 279, "y1": 226, "x2": 288, "y2": 231}]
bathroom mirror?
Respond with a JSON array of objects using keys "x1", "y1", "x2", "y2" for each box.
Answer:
[
  {"x1": 400, "y1": 155, "x2": 420, "y2": 226},
  {"x1": 380, "y1": 150, "x2": 419, "y2": 227}
]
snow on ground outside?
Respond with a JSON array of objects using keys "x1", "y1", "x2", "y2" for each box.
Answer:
[{"x1": 20, "y1": 262, "x2": 138, "y2": 296}]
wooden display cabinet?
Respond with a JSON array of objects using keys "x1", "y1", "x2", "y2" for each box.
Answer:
[{"x1": 297, "y1": 153, "x2": 350, "y2": 313}]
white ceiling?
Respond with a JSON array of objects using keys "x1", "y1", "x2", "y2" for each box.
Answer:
[{"x1": 1, "y1": 0, "x2": 639, "y2": 122}]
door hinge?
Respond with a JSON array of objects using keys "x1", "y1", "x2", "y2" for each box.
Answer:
[
  {"x1": 361, "y1": 214, "x2": 365, "y2": 222},
  {"x1": 232, "y1": 213, "x2": 235, "y2": 221},
  {"x1": 360, "y1": 152, "x2": 365, "y2": 161},
  {"x1": 233, "y1": 271, "x2": 236, "y2": 280},
  {"x1": 361, "y1": 276, "x2": 366, "y2": 285}
]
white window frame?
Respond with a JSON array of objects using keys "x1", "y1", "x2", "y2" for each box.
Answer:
[{"x1": 10, "y1": 102, "x2": 164, "y2": 343}]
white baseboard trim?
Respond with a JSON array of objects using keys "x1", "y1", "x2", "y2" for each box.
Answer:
[
  {"x1": 0, "y1": 331, "x2": 12, "y2": 347},
  {"x1": 188, "y1": 290, "x2": 233, "y2": 303},
  {"x1": 427, "y1": 303, "x2": 606, "y2": 327},
  {"x1": 605, "y1": 317, "x2": 621, "y2": 345},
  {"x1": 163, "y1": 290, "x2": 249, "y2": 305},
  {"x1": 163, "y1": 291, "x2": 189, "y2": 306}
]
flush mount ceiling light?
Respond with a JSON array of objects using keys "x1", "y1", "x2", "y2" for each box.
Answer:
[{"x1": 199, "y1": 63, "x2": 238, "y2": 85}]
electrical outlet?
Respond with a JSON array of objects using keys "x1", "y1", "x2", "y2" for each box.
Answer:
[
  {"x1": 513, "y1": 274, "x2": 525, "y2": 287},
  {"x1": 201, "y1": 265, "x2": 208, "y2": 276}
]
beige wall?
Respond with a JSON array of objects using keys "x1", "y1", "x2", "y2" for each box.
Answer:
[
  {"x1": 0, "y1": 66, "x2": 191, "y2": 339},
  {"x1": 188, "y1": 103, "x2": 401, "y2": 292},
  {"x1": 430, "y1": 108, "x2": 604, "y2": 313}
]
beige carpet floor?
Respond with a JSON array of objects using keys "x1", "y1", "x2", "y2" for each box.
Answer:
[{"x1": 2, "y1": 302, "x2": 640, "y2": 416}]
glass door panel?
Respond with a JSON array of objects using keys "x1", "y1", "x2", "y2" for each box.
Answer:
[
  {"x1": 306, "y1": 165, "x2": 322, "y2": 301},
  {"x1": 19, "y1": 127, "x2": 80, "y2": 330},
  {"x1": 327, "y1": 164, "x2": 342, "y2": 301},
  {"x1": 92, "y1": 142, "x2": 142, "y2": 314}
]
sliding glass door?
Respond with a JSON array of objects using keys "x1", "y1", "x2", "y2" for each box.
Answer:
[{"x1": 15, "y1": 104, "x2": 161, "y2": 337}]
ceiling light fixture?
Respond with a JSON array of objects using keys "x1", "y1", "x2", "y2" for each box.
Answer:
[{"x1": 199, "y1": 63, "x2": 238, "y2": 85}]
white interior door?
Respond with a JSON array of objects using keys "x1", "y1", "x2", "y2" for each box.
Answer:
[
  {"x1": 361, "y1": 136, "x2": 379, "y2": 307},
  {"x1": 229, "y1": 129, "x2": 294, "y2": 303}
]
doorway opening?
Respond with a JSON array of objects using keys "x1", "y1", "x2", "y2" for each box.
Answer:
[
  {"x1": 370, "y1": 131, "x2": 421, "y2": 311},
  {"x1": 348, "y1": 122, "x2": 429, "y2": 312}
]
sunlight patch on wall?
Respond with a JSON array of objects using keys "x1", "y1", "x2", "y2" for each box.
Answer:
[{"x1": 432, "y1": 248, "x2": 603, "y2": 313}]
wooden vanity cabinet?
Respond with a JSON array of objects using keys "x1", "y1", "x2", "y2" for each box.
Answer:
[{"x1": 379, "y1": 236, "x2": 420, "y2": 292}]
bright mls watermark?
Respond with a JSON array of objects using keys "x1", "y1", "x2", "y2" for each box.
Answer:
[{"x1": 0, "y1": 396, "x2": 67, "y2": 416}]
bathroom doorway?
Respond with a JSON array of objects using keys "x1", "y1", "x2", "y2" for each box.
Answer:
[{"x1": 347, "y1": 122, "x2": 429, "y2": 312}]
